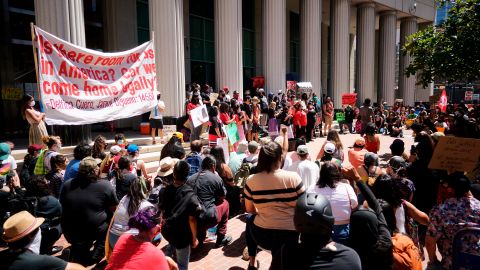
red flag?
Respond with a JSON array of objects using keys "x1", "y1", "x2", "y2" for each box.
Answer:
[{"x1": 438, "y1": 89, "x2": 448, "y2": 112}]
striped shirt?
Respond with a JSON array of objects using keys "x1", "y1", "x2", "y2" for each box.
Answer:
[{"x1": 244, "y1": 170, "x2": 305, "y2": 231}]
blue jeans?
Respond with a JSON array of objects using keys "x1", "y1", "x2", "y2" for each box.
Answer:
[
  {"x1": 176, "y1": 246, "x2": 191, "y2": 270},
  {"x1": 245, "y1": 214, "x2": 298, "y2": 257},
  {"x1": 332, "y1": 224, "x2": 350, "y2": 245}
]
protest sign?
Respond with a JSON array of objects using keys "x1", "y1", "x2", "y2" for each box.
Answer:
[
  {"x1": 163, "y1": 125, "x2": 176, "y2": 137},
  {"x1": 210, "y1": 93, "x2": 219, "y2": 103},
  {"x1": 428, "y1": 136, "x2": 480, "y2": 173},
  {"x1": 465, "y1": 91, "x2": 473, "y2": 101},
  {"x1": 190, "y1": 105, "x2": 208, "y2": 128},
  {"x1": 342, "y1": 93, "x2": 357, "y2": 106},
  {"x1": 336, "y1": 112, "x2": 345, "y2": 122},
  {"x1": 286, "y1": 81, "x2": 297, "y2": 91},
  {"x1": 34, "y1": 26, "x2": 157, "y2": 125},
  {"x1": 225, "y1": 123, "x2": 240, "y2": 144},
  {"x1": 438, "y1": 90, "x2": 447, "y2": 113}
]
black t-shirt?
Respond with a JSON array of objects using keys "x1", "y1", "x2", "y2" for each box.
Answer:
[
  {"x1": 209, "y1": 116, "x2": 221, "y2": 136},
  {"x1": 270, "y1": 242, "x2": 362, "y2": 270},
  {"x1": 0, "y1": 250, "x2": 67, "y2": 270},
  {"x1": 115, "y1": 172, "x2": 137, "y2": 201},
  {"x1": 242, "y1": 103, "x2": 252, "y2": 118},
  {"x1": 186, "y1": 171, "x2": 225, "y2": 211},
  {"x1": 160, "y1": 184, "x2": 202, "y2": 249},
  {"x1": 277, "y1": 111, "x2": 291, "y2": 126},
  {"x1": 60, "y1": 178, "x2": 118, "y2": 243}
]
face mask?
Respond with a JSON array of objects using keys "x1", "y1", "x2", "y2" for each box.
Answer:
[
  {"x1": 30, "y1": 101, "x2": 36, "y2": 107},
  {"x1": 27, "y1": 229, "x2": 42, "y2": 255},
  {"x1": 118, "y1": 140, "x2": 124, "y2": 145}
]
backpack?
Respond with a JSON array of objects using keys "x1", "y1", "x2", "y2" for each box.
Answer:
[
  {"x1": 7, "y1": 196, "x2": 38, "y2": 217},
  {"x1": 392, "y1": 233, "x2": 423, "y2": 270},
  {"x1": 185, "y1": 153, "x2": 202, "y2": 178},
  {"x1": 234, "y1": 162, "x2": 251, "y2": 188}
]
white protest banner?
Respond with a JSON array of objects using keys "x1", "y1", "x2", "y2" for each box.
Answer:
[
  {"x1": 34, "y1": 26, "x2": 157, "y2": 125},
  {"x1": 190, "y1": 105, "x2": 209, "y2": 128}
]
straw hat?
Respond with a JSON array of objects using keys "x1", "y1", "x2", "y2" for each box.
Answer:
[
  {"x1": 157, "y1": 157, "x2": 179, "y2": 177},
  {"x1": 2, "y1": 211, "x2": 44, "y2": 243}
]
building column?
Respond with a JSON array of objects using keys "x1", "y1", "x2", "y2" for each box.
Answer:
[
  {"x1": 214, "y1": 0, "x2": 243, "y2": 96},
  {"x1": 300, "y1": 0, "x2": 322, "y2": 97},
  {"x1": 330, "y1": 0, "x2": 351, "y2": 108},
  {"x1": 399, "y1": 17, "x2": 417, "y2": 106},
  {"x1": 34, "y1": 0, "x2": 91, "y2": 144},
  {"x1": 378, "y1": 10, "x2": 397, "y2": 105},
  {"x1": 263, "y1": 0, "x2": 286, "y2": 92},
  {"x1": 355, "y1": 2, "x2": 375, "y2": 105},
  {"x1": 149, "y1": 0, "x2": 186, "y2": 117},
  {"x1": 415, "y1": 22, "x2": 434, "y2": 103}
]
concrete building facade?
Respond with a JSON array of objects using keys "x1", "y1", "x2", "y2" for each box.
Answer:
[{"x1": 0, "y1": 0, "x2": 435, "y2": 136}]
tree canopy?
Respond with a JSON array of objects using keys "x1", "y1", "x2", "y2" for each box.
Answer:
[{"x1": 403, "y1": 0, "x2": 480, "y2": 87}]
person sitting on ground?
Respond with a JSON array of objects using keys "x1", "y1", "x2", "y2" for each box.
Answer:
[
  {"x1": 356, "y1": 152, "x2": 383, "y2": 187},
  {"x1": 92, "y1": 135, "x2": 107, "y2": 160},
  {"x1": 1, "y1": 143, "x2": 21, "y2": 189},
  {"x1": 99, "y1": 145, "x2": 122, "y2": 179},
  {"x1": 126, "y1": 144, "x2": 151, "y2": 184},
  {"x1": 1, "y1": 211, "x2": 86, "y2": 270},
  {"x1": 45, "y1": 154, "x2": 67, "y2": 198},
  {"x1": 20, "y1": 144, "x2": 43, "y2": 187},
  {"x1": 107, "y1": 177, "x2": 152, "y2": 252},
  {"x1": 426, "y1": 173, "x2": 480, "y2": 270},
  {"x1": 171, "y1": 143, "x2": 186, "y2": 160},
  {"x1": 34, "y1": 136, "x2": 62, "y2": 176},
  {"x1": 244, "y1": 142, "x2": 305, "y2": 270},
  {"x1": 186, "y1": 155, "x2": 232, "y2": 248},
  {"x1": 160, "y1": 161, "x2": 202, "y2": 270},
  {"x1": 389, "y1": 139, "x2": 409, "y2": 161},
  {"x1": 270, "y1": 193, "x2": 361, "y2": 270},
  {"x1": 63, "y1": 143, "x2": 91, "y2": 181},
  {"x1": 160, "y1": 135, "x2": 183, "y2": 160},
  {"x1": 23, "y1": 176, "x2": 63, "y2": 255},
  {"x1": 386, "y1": 156, "x2": 415, "y2": 202},
  {"x1": 60, "y1": 157, "x2": 118, "y2": 266},
  {"x1": 243, "y1": 141, "x2": 259, "y2": 166},
  {"x1": 113, "y1": 156, "x2": 138, "y2": 201},
  {"x1": 228, "y1": 141, "x2": 248, "y2": 176},
  {"x1": 348, "y1": 137, "x2": 368, "y2": 169},
  {"x1": 185, "y1": 140, "x2": 203, "y2": 178},
  {"x1": 310, "y1": 162, "x2": 357, "y2": 245},
  {"x1": 316, "y1": 130, "x2": 345, "y2": 161},
  {"x1": 364, "y1": 123, "x2": 380, "y2": 153},
  {"x1": 320, "y1": 142, "x2": 342, "y2": 168},
  {"x1": 283, "y1": 138, "x2": 310, "y2": 170},
  {"x1": 293, "y1": 145, "x2": 319, "y2": 191},
  {"x1": 106, "y1": 207, "x2": 177, "y2": 270},
  {"x1": 113, "y1": 133, "x2": 127, "y2": 150}
]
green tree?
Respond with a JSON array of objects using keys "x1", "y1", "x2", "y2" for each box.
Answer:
[{"x1": 403, "y1": 0, "x2": 480, "y2": 87}]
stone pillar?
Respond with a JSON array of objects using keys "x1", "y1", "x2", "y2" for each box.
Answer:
[
  {"x1": 300, "y1": 0, "x2": 322, "y2": 97},
  {"x1": 263, "y1": 0, "x2": 286, "y2": 92},
  {"x1": 149, "y1": 0, "x2": 186, "y2": 117},
  {"x1": 415, "y1": 22, "x2": 434, "y2": 103},
  {"x1": 105, "y1": 0, "x2": 138, "y2": 51},
  {"x1": 330, "y1": 0, "x2": 350, "y2": 108},
  {"x1": 399, "y1": 17, "x2": 417, "y2": 106},
  {"x1": 355, "y1": 2, "x2": 375, "y2": 106},
  {"x1": 378, "y1": 10, "x2": 397, "y2": 105},
  {"x1": 214, "y1": 0, "x2": 243, "y2": 96},
  {"x1": 34, "y1": 0, "x2": 91, "y2": 145}
]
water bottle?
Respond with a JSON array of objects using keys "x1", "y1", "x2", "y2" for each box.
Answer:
[{"x1": 206, "y1": 226, "x2": 217, "y2": 241}]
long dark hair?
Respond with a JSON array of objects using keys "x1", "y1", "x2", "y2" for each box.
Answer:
[
  {"x1": 317, "y1": 162, "x2": 341, "y2": 188},
  {"x1": 327, "y1": 130, "x2": 343, "y2": 150},
  {"x1": 127, "y1": 178, "x2": 148, "y2": 216},
  {"x1": 160, "y1": 136, "x2": 182, "y2": 160},
  {"x1": 210, "y1": 146, "x2": 226, "y2": 177},
  {"x1": 256, "y1": 142, "x2": 282, "y2": 173},
  {"x1": 20, "y1": 94, "x2": 33, "y2": 119}
]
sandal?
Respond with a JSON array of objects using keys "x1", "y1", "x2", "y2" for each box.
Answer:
[{"x1": 152, "y1": 140, "x2": 156, "y2": 145}]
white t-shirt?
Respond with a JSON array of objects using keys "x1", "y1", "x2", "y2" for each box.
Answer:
[
  {"x1": 110, "y1": 196, "x2": 154, "y2": 236},
  {"x1": 310, "y1": 182, "x2": 358, "y2": 223},
  {"x1": 1, "y1": 155, "x2": 17, "y2": 170},
  {"x1": 296, "y1": 160, "x2": 319, "y2": 191},
  {"x1": 395, "y1": 205, "x2": 406, "y2": 234},
  {"x1": 149, "y1": 100, "x2": 165, "y2": 119}
]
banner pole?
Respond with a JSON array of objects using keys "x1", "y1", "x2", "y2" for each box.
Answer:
[{"x1": 30, "y1": 22, "x2": 43, "y2": 112}]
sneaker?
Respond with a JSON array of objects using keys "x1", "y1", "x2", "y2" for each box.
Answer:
[
  {"x1": 49, "y1": 246, "x2": 64, "y2": 255},
  {"x1": 214, "y1": 235, "x2": 232, "y2": 248}
]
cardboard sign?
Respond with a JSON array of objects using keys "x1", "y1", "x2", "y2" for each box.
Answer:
[
  {"x1": 163, "y1": 125, "x2": 176, "y2": 137},
  {"x1": 286, "y1": 80, "x2": 297, "y2": 91},
  {"x1": 428, "y1": 136, "x2": 480, "y2": 173},
  {"x1": 342, "y1": 93, "x2": 357, "y2": 106},
  {"x1": 209, "y1": 93, "x2": 219, "y2": 103},
  {"x1": 336, "y1": 112, "x2": 345, "y2": 122},
  {"x1": 1, "y1": 87, "x2": 23, "y2": 100},
  {"x1": 35, "y1": 26, "x2": 157, "y2": 125}
]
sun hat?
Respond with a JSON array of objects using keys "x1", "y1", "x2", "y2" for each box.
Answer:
[
  {"x1": 251, "y1": 96, "x2": 260, "y2": 104},
  {"x1": 353, "y1": 137, "x2": 366, "y2": 148},
  {"x1": 297, "y1": 145, "x2": 309, "y2": 156},
  {"x1": 0, "y1": 143, "x2": 11, "y2": 161},
  {"x1": 2, "y1": 211, "x2": 44, "y2": 242},
  {"x1": 27, "y1": 144, "x2": 43, "y2": 155},
  {"x1": 324, "y1": 142, "x2": 336, "y2": 155},
  {"x1": 127, "y1": 144, "x2": 140, "y2": 153},
  {"x1": 157, "y1": 157, "x2": 179, "y2": 177},
  {"x1": 109, "y1": 145, "x2": 122, "y2": 155},
  {"x1": 78, "y1": 157, "x2": 102, "y2": 174}
]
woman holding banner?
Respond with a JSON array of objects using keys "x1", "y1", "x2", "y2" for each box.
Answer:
[{"x1": 21, "y1": 94, "x2": 48, "y2": 145}]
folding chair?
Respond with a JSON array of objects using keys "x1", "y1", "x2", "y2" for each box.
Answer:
[{"x1": 452, "y1": 227, "x2": 480, "y2": 270}]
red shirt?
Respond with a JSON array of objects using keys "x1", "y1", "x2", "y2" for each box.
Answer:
[
  {"x1": 219, "y1": 112, "x2": 230, "y2": 125},
  {"x1": 106, "y1": 234, "x2": 169, "y2": 270},
  {"x1": 294, "y1": 110, "x2": 307, "y2": 127},
  {"x1": 187, "y1": 102, "x2": 200, "y2": 120}
]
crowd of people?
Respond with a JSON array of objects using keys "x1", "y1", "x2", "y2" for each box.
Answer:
[{"x1": 1, "y1": 88, "x2": 480, "y2": 270}]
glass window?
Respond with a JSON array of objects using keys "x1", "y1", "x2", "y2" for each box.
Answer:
[
  {"x1": 137, "y1": 0, "x2": 150, "y2": 44},
  {"x1": 290, "y1": 12, "x2": 300, "y2": 73}
]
